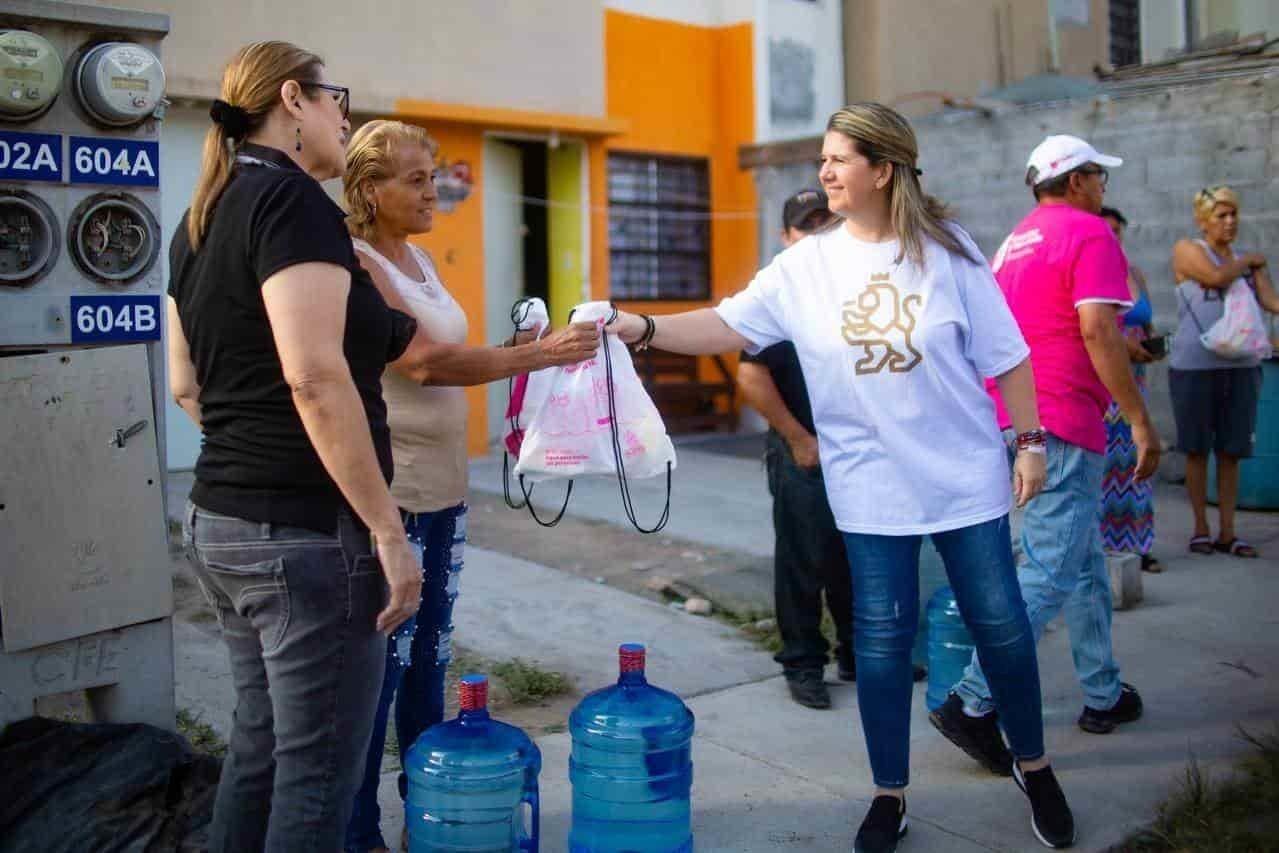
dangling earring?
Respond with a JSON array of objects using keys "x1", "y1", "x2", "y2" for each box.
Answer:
[
  {"x1": 370, "y1": 200, "x2": 377, "y2": 221},
  {"x1": 295, "y1": 126, "x2": 302, "y2": 153}
]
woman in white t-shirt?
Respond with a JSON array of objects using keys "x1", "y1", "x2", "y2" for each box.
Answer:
[
  {"x1": 609, "y1": 103, "x2": 1074, "y2": 852},
  {"x1": 340, "y1": 120, "x2": 598, "y2": 853}
]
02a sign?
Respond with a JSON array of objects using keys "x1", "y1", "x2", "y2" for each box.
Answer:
[
  {"x1": 0, "y1": 130, "x2": 63, "y2": 183},
  {"x1": 70, "y1": 295, "x2": 162, "y2": 343},
  {"x1": 69, "y1": 137, "x2": 159, "y2": 187}
]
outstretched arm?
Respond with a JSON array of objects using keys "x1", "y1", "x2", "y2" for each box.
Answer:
[{"x1": 608, "y1": 308, "x2": 752, "y2": 355}]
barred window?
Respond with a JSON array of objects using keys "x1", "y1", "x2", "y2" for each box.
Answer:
[
  {"x1": 607, "y1": 153, "x2": 711, "y2": 301},
  {"x1": 1109, "y1": 0, "x2": 1141, "y2": 68}
]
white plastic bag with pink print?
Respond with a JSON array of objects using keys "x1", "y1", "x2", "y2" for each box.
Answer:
[
  {"x1": 513, "y1": 301, "x2": 677, "y2": 483},
  {"x1": 1200, "y1": 277, "x2": 1272, "y2": 361}
]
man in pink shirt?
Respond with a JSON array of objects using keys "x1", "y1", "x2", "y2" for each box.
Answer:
[{"x1": 932, "y1": 136, "x2": 1163, "y2": 779}]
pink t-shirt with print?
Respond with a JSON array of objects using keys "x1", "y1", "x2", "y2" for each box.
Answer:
[{"x1": 986, "y1": 203, "x2": 1132, "y2": 454}]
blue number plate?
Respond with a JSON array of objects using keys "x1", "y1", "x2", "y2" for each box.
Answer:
[
  {"x1": 0, "y1": 130, "x2": 64, "y2": 182},
  {"x1": 69, "y1": 137, "x2": 159, "y2": 187},
  {"x1": 70, "y1": 295, "x2": 162, "y2": 342}
]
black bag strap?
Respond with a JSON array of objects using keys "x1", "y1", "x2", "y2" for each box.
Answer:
[
  {"x1": 600, "y1": 305, "x2": 672, "y2": 534},
  {"x1": 501, "y1": 298, "x2": 573, "y2": 526},
  {"x1": 503, "y1": 301, "x2": 673, "y2": 534},
  {"x1": 1177, "y1": 284, "x2": 1208, "y2": 337}
]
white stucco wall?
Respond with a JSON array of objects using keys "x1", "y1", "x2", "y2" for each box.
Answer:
[{"x1": 755, "y1": 0, "x2": 844, "y2": 142}]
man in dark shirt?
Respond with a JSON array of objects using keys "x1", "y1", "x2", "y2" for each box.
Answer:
[{"x1": 738, "y1": 188, "x2": 923, "y2": 709}]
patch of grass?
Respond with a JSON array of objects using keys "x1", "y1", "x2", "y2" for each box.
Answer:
[
  {"x1": 1109, "y1": 726, "x2": 1279, "y2": 852},
  {"x1": 177, "y1": 708, "x2": 227, "y2": 758},
  {"x1": 490, "y1": 658, "x2": 573, "y2": 706},
  {"x1": 715, "y1": 605, "x2": 842, "y2": 657},
  {"x1": 719, "y1": 607, "x2": 784, "y2": 654}
]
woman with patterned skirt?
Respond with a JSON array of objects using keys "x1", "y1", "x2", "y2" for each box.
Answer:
[{"x1": 1099, "y1": 208, "x2": 1162, "y2": 572}]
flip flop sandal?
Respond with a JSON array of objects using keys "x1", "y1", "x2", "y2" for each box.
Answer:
[
  {"x1": 1188, "y1": 535, "x2": 1215, "y2": 555},
  {"x1": 1140, "y1": 555, "x2": 1164, "y2": 573},
  {"x1": 1214, "y1": 538, "x2": 1258, "y2": 559}
]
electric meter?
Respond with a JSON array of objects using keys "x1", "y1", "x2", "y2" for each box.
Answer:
[
  {"x1": 73, "y1": 42, "x2": 165, "y2": 127},
  {"x1": 0, "y1": 30, "x2": 63, "y2": 121},
  {"x1": 67, "y1": 192, "x2": 159, "y2": 283},
  {"x1": 0, "y1": 189, "x2": 58, "y2": 286}
]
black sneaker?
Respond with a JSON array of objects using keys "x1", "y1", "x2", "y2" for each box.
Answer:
[
  {"x1": 1077, "y1": 682, "x2": 1143, "y2": 734},
  {"x1": 854, "y1": 795, "x2": 907, "y2": 853},
  {"x1": 785, "y1": 669, "x2": 831, "y2": 709},
  {"x1": 1013, "y1": 763, "x2": 1075, "y2": 848},
  {"x1": 837, "y1": 656, "x2": 856, "y2": 682},
  {"x1": 928, "y1": 692, "x2": 1014, "y2": 776}
]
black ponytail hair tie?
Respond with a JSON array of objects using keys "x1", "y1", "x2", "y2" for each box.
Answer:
[
  {"x1": 209, "y1": 99, "x2": 250, "y2": 140},
  {"x1": 914, "y1": 167, "x2": 924, "y2": 177}
]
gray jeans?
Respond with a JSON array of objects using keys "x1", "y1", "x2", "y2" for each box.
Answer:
[{"x1": 183, "y1": 501, "x2": 387, "y2": 853}]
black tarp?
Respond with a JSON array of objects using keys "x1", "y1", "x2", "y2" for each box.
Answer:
[{"x1": 0, "y1": 717, "x2": 218, "y2": 852}]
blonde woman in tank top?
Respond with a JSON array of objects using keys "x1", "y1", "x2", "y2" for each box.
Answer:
[
  {"x1": 1170, "y1": 186, "x2": 1277, "y2": 560},
  {"x1": 340, "y1": 120, "x2": 598, "y2": 853}
]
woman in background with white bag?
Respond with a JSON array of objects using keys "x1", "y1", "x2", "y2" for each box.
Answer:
[
  {"x1": 340, "y1": 120, "x2": 597, "y2": 853},
  {"x1": 1170, "y1": 185, "x2": 1278, "y2": 559},
  {"x1": 609, "y1": 102, "x2": 1074, "y2": 853}
]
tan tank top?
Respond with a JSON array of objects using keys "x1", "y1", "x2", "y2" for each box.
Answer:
[{"x1": 353, "y1": 239, "x2": 469, "y2": 512}]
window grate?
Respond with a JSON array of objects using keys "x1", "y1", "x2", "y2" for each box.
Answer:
[{"x1": 607, "y1": 153, "x2": 711, "y2": 301}]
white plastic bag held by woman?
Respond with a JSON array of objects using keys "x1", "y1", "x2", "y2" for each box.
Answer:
[
  {"x1": 514, "y1": 301, "x2": 677, "y2": 483},
  {"x1": 1199, "y1": 276, "x2": 1272, "y2": 361}
]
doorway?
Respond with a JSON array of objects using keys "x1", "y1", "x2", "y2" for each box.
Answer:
[{"x1": 482, "y1": 135, "x2": 587, "y2": 445}]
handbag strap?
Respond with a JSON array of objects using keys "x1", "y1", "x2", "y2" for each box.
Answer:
[{"x1": 1177, "y1": 284, "x2": 1208, "y2": 337}]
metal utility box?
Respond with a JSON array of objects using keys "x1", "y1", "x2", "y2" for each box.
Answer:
[
  {"x1": 0, "y1": 347, "x2": 171, "y2": 651},
  {"x1": 0, "y1": 1, "x2": 173, "y2": 731}
]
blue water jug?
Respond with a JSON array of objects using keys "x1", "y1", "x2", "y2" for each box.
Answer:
[
  {"x1": 568, "y1": 644, "x2": 695, "y2": 853},
  {"x1": 404, "y1": 674, "x2": 541, "y2": 852},
  {"x1": 926, "y1": 586, "x2": 975, "y2": 712}
]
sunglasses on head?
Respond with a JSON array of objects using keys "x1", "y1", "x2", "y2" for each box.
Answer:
[{"x1": 302, "y1": 82, "x2": 350, "y2": 119}]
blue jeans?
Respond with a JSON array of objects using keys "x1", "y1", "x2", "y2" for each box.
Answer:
[
  {"x1": 183, "y1": 502, "x2": 387, "y2": 853},
  {"x1": 956, "y1": 435, "x2": 1122, "y2": 715},
  {"x1": 345, "y1": 503, "x2": 466, "y2": 852},
  {"x1": 844, "y1": 515, "x2": 1043, "y2": 789}
]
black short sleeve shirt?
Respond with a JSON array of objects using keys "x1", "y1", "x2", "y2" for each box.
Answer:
[
  {"x1": 168, "y1": 143, "x2": 400, "y2": 533},
  {"x1": 740, "y1": 342, "x2": 816, "y2": 437}
]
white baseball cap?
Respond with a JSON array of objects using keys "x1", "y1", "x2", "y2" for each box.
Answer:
[{"x1": 1025, "y1": 135, "x2": 1123, "y2": 186}]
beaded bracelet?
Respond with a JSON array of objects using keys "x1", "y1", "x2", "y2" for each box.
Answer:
[
  {"x1": 1015, "y1": 428, "x2": 1047, "y2": 447},
  {"x1": 636, "y1": 314, "x2": 656, "y2": 351}
]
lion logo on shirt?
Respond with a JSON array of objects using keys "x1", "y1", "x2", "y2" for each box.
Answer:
[{"x1": 841, "y1": 274, "x2": 923, "y2": 375}]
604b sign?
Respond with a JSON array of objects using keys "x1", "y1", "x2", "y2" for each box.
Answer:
[{"x1": 70, "y1": 295, "x2": 161, "y2": 343}]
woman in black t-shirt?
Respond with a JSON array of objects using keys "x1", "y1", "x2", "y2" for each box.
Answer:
[{"x1": 167, "y1": 41, "x2": 419, "y2": 852}]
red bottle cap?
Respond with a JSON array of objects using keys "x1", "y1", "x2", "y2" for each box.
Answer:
[
  {"x1": 619, "y1": 643, "x2": 646, "y2": 673},
  {"x1": 459, "y1": 674, "x2": 488, "y2": 711}
]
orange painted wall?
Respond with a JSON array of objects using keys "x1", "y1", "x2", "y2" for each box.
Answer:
[
  {"x1": 396, "y1": 10, "x2": 759, "y2": 455},
  {"x1": 400, "y1": 120, "x2": 491, "y2": 457},
  {"x1": 600, "y1": 10, "x2": 758, "y2": 385}
]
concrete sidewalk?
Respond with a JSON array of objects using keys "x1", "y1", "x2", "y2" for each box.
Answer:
[{"x1": 168, "y1": 455, "x2": 1279, "y2": 851}]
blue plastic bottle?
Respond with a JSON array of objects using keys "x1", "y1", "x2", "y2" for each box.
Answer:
[
  {"x1": 568, "y1": 644, "x2": 695, "y2": 853},
  {"x1": 926, "y1": 586, "x2": 976, "y2": 712},
  {"x1": 404, "y1": 674, "x2": 541, "y2": 852}
]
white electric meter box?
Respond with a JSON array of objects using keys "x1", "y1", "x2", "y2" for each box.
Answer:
[
  {"x1": 0, "y1": 1, "x2": 173, "y2": 731},
  {"x1": 0, "y1": 1, "x2": 167, "y2": 347}
]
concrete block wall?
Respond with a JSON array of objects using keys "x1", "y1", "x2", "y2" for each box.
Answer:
[{"x1": 752, "y1": 72, "x2": 1279, "y2": 440}]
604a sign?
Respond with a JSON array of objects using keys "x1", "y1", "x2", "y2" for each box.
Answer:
[{"x1": 69, "y1": 137, "x2": 159, "y2": 187}]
